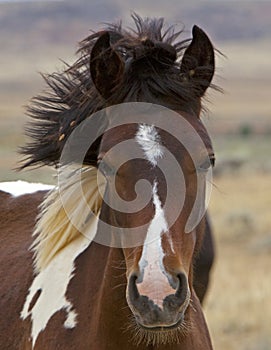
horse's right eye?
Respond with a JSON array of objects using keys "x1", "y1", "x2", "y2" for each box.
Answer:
[{"x1": 198, "y1": 154, "x2": 215, "y2": 172}]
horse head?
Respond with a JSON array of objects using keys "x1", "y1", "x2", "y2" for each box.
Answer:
[{"x1": 89, "y1": 19, "x2": 215, "y2": 335}]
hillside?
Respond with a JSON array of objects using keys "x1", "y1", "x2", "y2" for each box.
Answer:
[{"x1": 1, "y1": 0, "x2": 271, "y2": 54}]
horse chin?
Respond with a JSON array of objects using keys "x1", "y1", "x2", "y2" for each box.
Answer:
[
  {"x1": 130, "y1": 314, "x2": 191, "y2": 346},
  {"x1": 137, "y1": 314, "x2": 184, "y2": 330}
]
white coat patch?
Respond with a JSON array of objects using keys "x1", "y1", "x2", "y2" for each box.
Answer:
[
  {"x1": 21, "y1": 216, "x2": 98, "y2": 348},
  {"x1": 0, "y1": 181, "x2": 54, "y2": 197}
]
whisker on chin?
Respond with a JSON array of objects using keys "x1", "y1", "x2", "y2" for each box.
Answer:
[{"x1": 122, "y1": 313, "x2": 192, "y2": 347}]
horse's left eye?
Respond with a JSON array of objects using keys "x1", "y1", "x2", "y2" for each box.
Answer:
[
  {"x1": 98, "y1": 160, "x2": 115, "y2": 178},
  {"x1": 198, "y1": 155, "x2": 215, "y2": 172}
]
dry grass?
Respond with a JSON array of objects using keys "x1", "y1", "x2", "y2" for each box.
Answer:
[
  {"x1": 205, "y1": 172, "x2": 271, "y2": 350},
  {"x1": 206, "y1": 39, "x2": 271, "y2": 136}
]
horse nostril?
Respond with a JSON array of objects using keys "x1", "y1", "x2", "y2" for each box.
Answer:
[
  {"x1": 175, "y1": 273, "x2": 189, "y2": 305},
  {"x1": 128, "y1": 274, "x2": 140, "y2": 300},
  {"x1": 162, "y1": 273, "x2": 190, "y2": 312}
]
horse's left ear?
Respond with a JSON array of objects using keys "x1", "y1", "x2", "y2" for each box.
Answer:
[
  {"x1": 90, "y1": 31, "x2": 125, "y2": 99},
  {"x1": 180, "y1": 25, "x2": 215, "y2": 97}
]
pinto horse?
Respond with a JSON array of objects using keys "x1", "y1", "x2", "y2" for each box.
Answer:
[{"x1": 0, "y1": 15, "x2": 216, "y2": 349}]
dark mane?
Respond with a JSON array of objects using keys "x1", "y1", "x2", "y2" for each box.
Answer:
[{"x1": 20, "y1": 14, "x2": 213, "y2": 169}]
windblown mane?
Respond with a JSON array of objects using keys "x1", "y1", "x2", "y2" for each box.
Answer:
[
  {"x1": 20, "y1": 14, "x2": 209, "y2": 169},
  {"x1": 32, "y1": 167, "x2": 104, "y2": 272}
]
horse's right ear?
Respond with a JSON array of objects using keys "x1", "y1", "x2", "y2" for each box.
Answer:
[{"x1": 90, "y1": 31, "x2": 125, "y2": 100}]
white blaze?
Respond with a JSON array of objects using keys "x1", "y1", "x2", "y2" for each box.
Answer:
[
  {"x1": 137, "y1": 182, "x2": 175, "y2": 308},
  {"x1": 135, "y1": 124, "x2": 176, "y2": 307}
]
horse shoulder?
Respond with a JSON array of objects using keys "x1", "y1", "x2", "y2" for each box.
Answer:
[{"x1": 0, "y1": 190, "x2": 47, "y2": 349}]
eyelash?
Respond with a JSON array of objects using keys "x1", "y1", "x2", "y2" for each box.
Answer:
[{"x1": 198, "y1": 155, "x2": 215, "y2": 171}]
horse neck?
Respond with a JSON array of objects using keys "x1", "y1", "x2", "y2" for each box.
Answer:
[{"x1": 66, "y1": 242, "x2": 130, "y2": 347}]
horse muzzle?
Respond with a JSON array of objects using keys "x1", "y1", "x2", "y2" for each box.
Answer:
[{"x1": 127, "y1": 272, "x2": 191, "y2": 329}]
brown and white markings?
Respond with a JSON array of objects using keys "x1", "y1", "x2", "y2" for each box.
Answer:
[{"x1": 0, "y1": 14, "x2": 217, "y2": 350}]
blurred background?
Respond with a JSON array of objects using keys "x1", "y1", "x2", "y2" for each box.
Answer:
[{"x1": 0, "y1": 1, "x2": 270, "y2": 349}]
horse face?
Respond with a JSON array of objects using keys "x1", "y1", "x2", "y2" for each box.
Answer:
[
  {"x1": 98, "y1": 115, "x2": 214, "y2": 330},
  {"x1": 92, "y1": 20, "x2": 215, "y2": 333}
]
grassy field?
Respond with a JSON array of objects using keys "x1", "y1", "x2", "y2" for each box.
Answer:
[
  {"x1": 205, "y1": 168, "x2": 271, "y2": 350},
  {"x1": 1, "y1": 33, "x2": 271, "y2": 350}
]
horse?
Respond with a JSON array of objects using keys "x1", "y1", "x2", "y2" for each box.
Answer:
[{"x1": 0, "y1": 14, "x2": 217, "y2": 349}]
